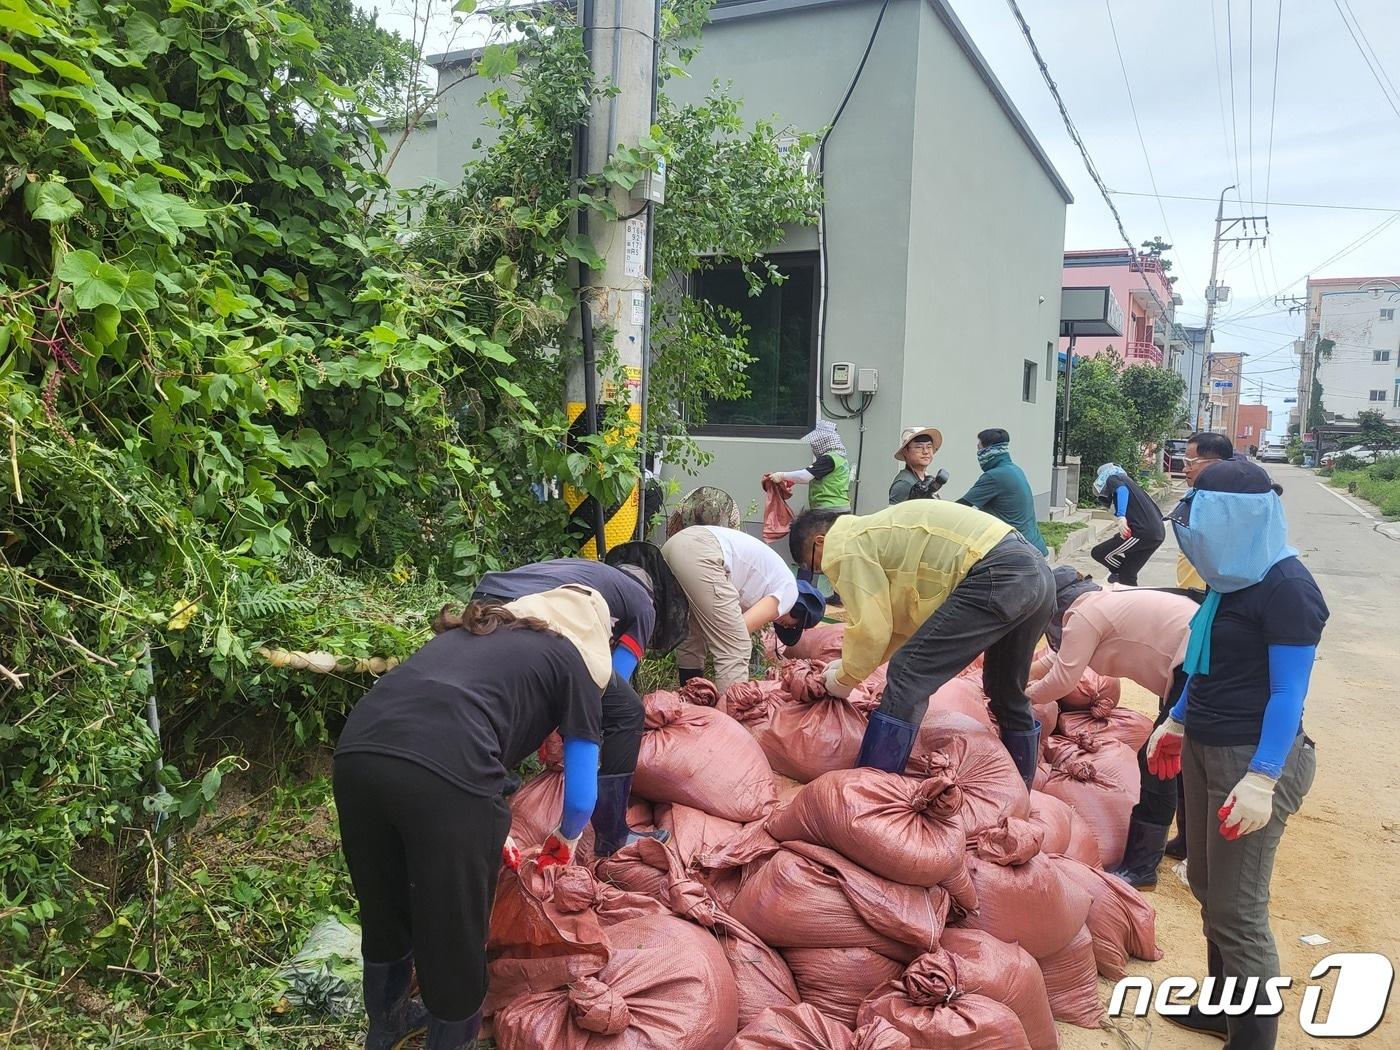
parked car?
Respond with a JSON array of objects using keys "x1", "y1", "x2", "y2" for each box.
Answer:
[
  {"x1": 1259, "y1": 443, "x2": 1289, "y2": 463},
  {"x1": 1164, "y1": 439, "x2": 1188, "y2": 476},
  {"x1": 1319, "y1": 444, "x2": 1396, "y2": 467}
]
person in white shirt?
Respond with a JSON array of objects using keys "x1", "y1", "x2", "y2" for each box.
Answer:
[{"x1": 662, "y1": 525, "x2": 824, "y2": 693}]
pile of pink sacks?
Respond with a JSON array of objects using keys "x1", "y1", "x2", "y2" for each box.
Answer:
[{"x1": 494, "y1": 624, "x2": 1161, "y2": 1048}]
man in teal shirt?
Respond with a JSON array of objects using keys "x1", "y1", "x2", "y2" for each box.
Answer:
[{"x1": 957, "y1": 429, "x2": 1049, "y2": 556}]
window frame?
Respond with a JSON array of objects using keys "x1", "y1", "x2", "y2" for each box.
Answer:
[
  {"x1": 1382, "y1": 308, "x2": 1395, "y2": 321},
  {"x1": 1374, "y1": 349, "x2": 1392, "y2": 362},
  {"x1": 1022, "y1": 359, "x2": 1038, "y2": 403},
  {"x1": 688, "y1": 251, "x2": 821, "y2": 439},
  {"x1": 1369, "y1": 389, "x2": 1387, "y2": 402}
]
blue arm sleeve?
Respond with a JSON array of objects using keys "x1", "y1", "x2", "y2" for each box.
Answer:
[
  {"x1": 1114, "y1": 485, "x2": 1130, "y2": 517},
  {"x1": 1251, "y1": 645, "x2": 1314, "y2": 778},
  {"x1": 559, "y1": 737, "x2": 600, "y2": 838},
  {"x1": 611, "y1": 647, "x2": 639, "y2": 680},
  {"x1": 1168, "y1": 674, "x2": 1190, "y2": 723}
]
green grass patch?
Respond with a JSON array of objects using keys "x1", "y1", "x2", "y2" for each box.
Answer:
[
  {"x1": 1329, "y1": 467, "x2": 1400, "y2": 517},
  {"x1": 1039, "y1": 519, "x2": 1088, "y2": 554}
]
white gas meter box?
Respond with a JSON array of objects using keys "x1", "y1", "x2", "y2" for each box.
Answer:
[
  {"x1": 857, "y1": 368, "x2": 879, "y2": 393},
  {"x1": 828, "y1": 361, "x2": 855, "y2": 395},
  {"x1": 632, "y1": 157, "x2": 666, "y2": 205}
]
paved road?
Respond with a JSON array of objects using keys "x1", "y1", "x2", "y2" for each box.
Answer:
[{"x1": 1058, "y1": 465, "x2": 1400, "y2": 1049}]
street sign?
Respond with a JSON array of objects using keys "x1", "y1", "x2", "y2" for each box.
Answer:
[
  {"x1": 1212, "y1": 379, "x2": 1235, "y2": 389},
  {"x1": 1283, "y1": 397, "x2": 1297, "y2": 404}
]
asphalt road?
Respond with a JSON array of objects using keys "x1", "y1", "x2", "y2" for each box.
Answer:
[{"x1": 1059, "y1": 465, "x2": 1400, "y2": 1049}]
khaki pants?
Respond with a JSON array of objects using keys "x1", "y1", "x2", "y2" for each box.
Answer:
[{"x1": 662, "y1": 528, "x2": 753, "y2": 694}]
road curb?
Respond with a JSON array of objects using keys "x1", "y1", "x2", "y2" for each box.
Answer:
[{"x1": 1058, "y1": 519, "x2": 1112, "y2": 559}]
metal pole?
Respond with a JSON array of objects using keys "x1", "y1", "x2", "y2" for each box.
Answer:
[
  {"x1": 1059, "y1": 332, "x2": 1077, "y2": 466},
  {"x1": 1198, "y1": 184, "x2": 1235, "y2": 432}
]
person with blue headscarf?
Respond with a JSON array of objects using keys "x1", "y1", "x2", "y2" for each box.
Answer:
[
  {"x1": 1144, "y1": 460, "x2": 1327, "y2": 1048},
  {"x1": 1089, "y1": 463, "x2": 1165, "y2": 585}
]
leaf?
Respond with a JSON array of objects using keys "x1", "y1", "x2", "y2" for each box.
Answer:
[
  {"x1": 43, "y1": 110, "x2": 74, "y2": 131},
  {"x1": 478, "y1": 43, "x2": 518, "y2": 79},
  {"x1": 121, "y1": 271, "x2": 159, "y2": 312},
  {"x1": 0, "y1": 9, "x2": 45, "y2": 37},
  {"x1": 34, "y1": 50, "x2": 93, "y2": 84},
  {"x1": 25, "y1": 181, "x2": 82, "y2": 222},
  {"x1": 365, "y1": 323, "x2": 401, "y2": 346},
  {"x1": 93, "y1": 303, "x2": 121, "y2": 344},
  {"x1": 395, "y1": 341, "x2": 434, "y2": 372},
  {"x1": 99, "y1": 119, "x2": 162, "y2": 162},
  {"x1": 200, "y1": 766, "x2": 222, "y2": 801},
  {"x1": 284, "y1": 429, "x2": 329, "y2": 470},
  {"x1": 492, "y1": 256, "x2": 518, "y2": 291},
  {"x1": 167, "y1": 599, "x2": 199, "y2": 631},
  {"x1": 125, "y1": 13, "x2": 173, "y2": 58},
  {"x1": 0, "y1": 47, "x2": 40, "y2": 73},
  {"x1": 55, "y1": 250, "x2": 126, "y2": 309},
  {"x1": 476, "y1": 340, "x2": 516, "y2": 364},
  {"x1": 215, "y1": 625, "x2": 233, "y2": 658},
  {"x1": 267, "y1": 379, "x2": 300, "y2": 414},
  {"x1": 452, "y1": 0, "x2": 477, "y2": 10},
  {"x1": 121, "y1": 174, "x2": 206, "y2": 243},
  {"x1": 560, "y1": 234, "x2": 605, "y2": 270}
]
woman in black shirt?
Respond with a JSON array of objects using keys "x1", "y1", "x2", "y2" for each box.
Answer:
[{"x1": 334, "y1": 584, "x2": 613, "y2": 1050}]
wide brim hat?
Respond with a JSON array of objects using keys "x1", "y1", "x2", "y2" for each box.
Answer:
[
  {"x1": 604, "y1": 541, "x2": 690, "y2": 655},
  {"x1": 895, "y1": 426, "x2": 943, "y2": 460}
]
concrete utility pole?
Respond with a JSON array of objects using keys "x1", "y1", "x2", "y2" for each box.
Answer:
[
  {"x1": 1198, "y1": 185, "x2": 1268, "y2": 431},
  {"x1": 565, "y1": 0, "x2": 661, "y2": 558}
]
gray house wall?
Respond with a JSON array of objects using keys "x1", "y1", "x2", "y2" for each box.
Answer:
[
  {"x1": 385, "y1": 0, "x2": 1070, "y2": 531},
  {"x1": 901, "y1": 0, "x2": 1065, "y2": 513}
]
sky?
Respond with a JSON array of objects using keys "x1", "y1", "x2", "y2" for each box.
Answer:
[{"x1": 362, "y1": 0, "x2": 1400, "y2": 430}]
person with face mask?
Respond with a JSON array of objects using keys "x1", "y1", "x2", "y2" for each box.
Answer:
[
  {"x1": 1029, "y1": 568, "x2": 1197, "y2": 887},
  {"x1": 956, "y1": 428, "x2": 1048, "y2": 555},
  {"x1": 1143, "y1": 460, "x2": 1327, "y2": 1048},
  {"x1": 1089, "y1": 463, "x2": 1165, "y2": 585},
  {"x1": 888, "y1": 426, "x2": 948, "y2": 503},
  {"x1": 765, "y1": 419, "x2": 852, "y2": 510},
  {"x1": 1176, "y1": 432, "x2": 1236, "y2": 593}
]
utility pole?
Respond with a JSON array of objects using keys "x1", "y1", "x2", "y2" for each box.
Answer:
[
  {"x1": 565, "y1": 0, "x2": 662, "y2": 558},
  {"x1": 1198, "y1": 185, "x2": 1268, "y2": 432}
]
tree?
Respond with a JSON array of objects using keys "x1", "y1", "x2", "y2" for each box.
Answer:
[
  {"x1": 288, "y1": 0, "x2": 420, "y2": 121},
  {"x1": 1140, "y1": 236, "x2": 1179, "y2": 286},
  {"x1": 1059, "y1": 352, "x2": 1137, "y2": 502},
  {"x1": 1121, "y1": 363, "x2": 1187, "y2": 449},
  {"x1": 1356, "y1": 409, "x2": 1398, "y2": 451}
]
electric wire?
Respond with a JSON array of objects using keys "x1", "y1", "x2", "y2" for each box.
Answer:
[{"x1": 1331, "y1": 0, "x2": 1400, "y2": 120}]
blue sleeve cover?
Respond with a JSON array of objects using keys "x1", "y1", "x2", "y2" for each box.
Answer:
[
  {"x1": 1114, "y1": 485, "x2": 1130, "y2": 517},
  {"x1": 611, "y1": 647, "x2": 639, "y2": 680},
  {"x1": 1169, "y1": 674, "x2": 1190, "y2": 723},
  {"x1": 1251, "y1": 645, "x2": 1314, "y2": 778},
  {"x1": 559, "y1": 737, "x2": 600, "y2": 838}
]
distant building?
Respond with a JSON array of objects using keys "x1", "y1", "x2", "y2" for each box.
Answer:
[
  {"x1": 1175, "y1": 323, "x2": 1207, "y2": 428},
  {"x1": 1235, "y1": 403, "x2": 1271, "y2": 454},
  {"x1": 1305, "y1": 275, "x2": 1400, "y2": 423},
  {"x1": 1204, "y1": 351, "x2": 1244, "y2": 439},
  {"x1": 376, "y1": 0, "x2": 1074, "y2": 520},
  {"x1": 1059, "y1": 249, "x2": 1177, "y2": 365}
]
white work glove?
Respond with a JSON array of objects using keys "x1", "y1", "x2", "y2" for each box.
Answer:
[
  {"x1": 501, "y1": 835, "x2": 522, "y2": 871},
  {"x1": 538, "y1": 826, "x2": 583, "y2": 869},
  {"x1": 1219, "y1": 771, "x2": 1277, "y2": 840},
  {"x1": 1144, "y1": 717, "x2": 1185, "y2": 779},
  {"x1": 823, "y1": 660, "x2": 854, "y2": 699},
  {"x1": 1115, "y1": 516, "x2": 1132, "y2": 539}
]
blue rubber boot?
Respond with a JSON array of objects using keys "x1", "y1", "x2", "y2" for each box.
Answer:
[
  {"x1": 592, "y1": 773, "x2": 671, "y2": 857},
  {"x1": 1000, "y1": 719, "x2": 1042, "y2": 792},
  {"x1": 426, "y1": 1009, "x2": 481, "y2": 1050},
  {"x1": 362, "y1": 951, "x2": 428, "y2": 1050},
  {"x1": 855, "y1": 711, "x2": 919, "y2": 773}
]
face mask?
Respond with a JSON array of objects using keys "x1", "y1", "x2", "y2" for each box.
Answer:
[
  {"x1": 1171, "y1": 490, "x2": 1296, "y2": 593},
  {"x1": 976, "y1": 442, "x2": 1010, "y2": 470}
]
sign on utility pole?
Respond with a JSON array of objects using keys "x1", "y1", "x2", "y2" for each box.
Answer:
[{"x1": 565, "y1": 0, "x2": 660, "y2": 558}]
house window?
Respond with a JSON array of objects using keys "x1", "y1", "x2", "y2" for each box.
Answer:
[
  {"x1": 1382, "y1": 308, "x2": 1395, "y2": 320},
  {"x1": 691, "y1": 252, "x2": 818, "y2": 436},
  {"x1": 1045, "y1": 341, "x2": 1054, "y2": 378},
  {"x1": 1376, "y1": 349, "x2": 1392, "y2": 362},
  {"x1": 1370, "y1": 390, "x2": 1387, "y2": 402},
  {"x1": 1023, "y1": 360, "x2": 1038, "y2": 403}
]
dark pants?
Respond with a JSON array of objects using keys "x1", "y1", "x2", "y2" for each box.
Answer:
[
  {"x1": 333, "y1": 753, "x2": 511, "y2": 1021},
  {"x1": 880, "y1": 533, "x2": 1056, "y2": 733},
  {"x1": 1183, "y1": 733, "x2": 1315, "y2": 986},
  {"x1": 1131, "y1": 665, "x2": 1188, "y2": 826},
  {"x1": 600, "y1": 671, "x2": 644, "y2": 775},
  {"x1": 1090, "y1": 532, "x2": 1163, "y2": 586}
]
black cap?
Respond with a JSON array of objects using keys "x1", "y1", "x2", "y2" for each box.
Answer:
[
  {"x1": 1195, "y1": 459, "x2": 1276, "y2": 494},
  {"x1": 775, "y1": 581, "x2": 827, "y2": 647}
]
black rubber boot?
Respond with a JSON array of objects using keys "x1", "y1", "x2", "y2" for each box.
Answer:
[
  {"x1": 1165, "y1": 776, "x2": 1188, "y2": 859},
  {"x1": 1110, "y1": 818, "x2": 1172, "y2": 888},
  {"x1": 999, "y1": 719, "x2": 1042, "y2": 792},
  {"x1": 426, "y1": 1009, "x2": 481, "y2": 1050},
  {"x1": 678, "y1": 667, "x2": 704, "y2": 685},
  {"x1": 855, "y1": 711, "x2": 919, "y2": 773},
  {"x1": 362, "y1": 951, "x2": 428, "y2": 1050},
  {"x1": 592, "y1": 772, "x2": 671, "y2": 857},
  {"x1": 1163, "y1": 940, "x2": 1228, "y2": 1041},
  {"x1": 1224, "y1": 995, "x2": 1278, "y2": 1050}
]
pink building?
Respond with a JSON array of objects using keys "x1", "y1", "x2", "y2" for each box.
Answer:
[{"x1": 1059, "y1": 249, "x2": 1174, "y2": 365}]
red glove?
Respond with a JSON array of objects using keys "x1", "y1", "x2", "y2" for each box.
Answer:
[
  {"x1": 1145, "y1": 717, "x2": 1185, "y2": 779},
  {"x1": 537, "y1": 827, "x2": 582, "y2": 869},
  {"x1": 501, "y1": 835, "x2": 521, "y2": 871}
]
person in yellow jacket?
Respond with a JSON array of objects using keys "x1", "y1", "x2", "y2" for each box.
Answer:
[{"x1": 787, "y1": 501, "x2": 1055, "y2": 787}]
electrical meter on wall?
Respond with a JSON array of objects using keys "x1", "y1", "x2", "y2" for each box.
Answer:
[{"x1": 829, "y1": 362, "x2": 855, "y2": 395}]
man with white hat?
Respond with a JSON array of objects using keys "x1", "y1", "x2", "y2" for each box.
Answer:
[{"x1": 888, "y1": 426, "x2": 949, "y2": 503}]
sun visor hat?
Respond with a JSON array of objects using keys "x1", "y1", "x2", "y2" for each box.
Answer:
[
  {"x1": 605, "y1": 541, "x2": 690, "y2": 655},
  {"x1": 775, "y1": 580, "x2": 827, "y2": 648}
]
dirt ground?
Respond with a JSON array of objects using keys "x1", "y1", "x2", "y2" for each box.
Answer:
[{"x1": 1058, "y1": 466, "x2": 1400, "y2": 1049}]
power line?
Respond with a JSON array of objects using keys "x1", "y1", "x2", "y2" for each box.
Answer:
[
  {"x1": 1343, "y1": 0, "x2": 1400, "y2": 106},
  {"x1": 1262, "y1": 0, "x2": 1283, "y2": 210},
  {"x1": 1226, "y1": 1, "x2": 1242, "y2": 190},
  {"x1": 1110, "y1": 190, "x2": 1400, "y2": 214},
  {"x1": 1003, "y1": 0, "x2": 1174, "y2": 322},
  {"x1": 1103, "y1": 0, "x2": 1192, "y2": 293},
  {"x1": 1247, "y1": 0, "x2": 1255, "y2": 210},
  {"x1": 1331, "y1": 0, "x2": 1400, "y2": 121},
  {"x1": 1211, "y1": 0, "x2": 1242, "y2": 188}
]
